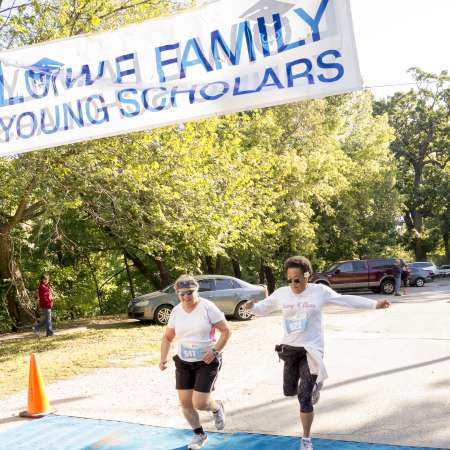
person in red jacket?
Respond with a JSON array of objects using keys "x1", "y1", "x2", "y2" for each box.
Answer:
[{"x1": 33, "y1": 273, "x2": 54, "y2": 337}]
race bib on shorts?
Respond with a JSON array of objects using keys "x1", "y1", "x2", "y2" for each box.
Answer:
[
  {"x1": 179, "y1": 343, "x2": 208, "y2": 362},
  {"x1": 284, "y1": 313, "x2": 308, "y2": 334}
]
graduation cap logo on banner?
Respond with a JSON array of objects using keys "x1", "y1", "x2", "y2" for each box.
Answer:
[
  {"x1": 26, "y1": 57, "x2": 64, "y2": 84},
  {"x1": 241, "y1": 0, "x2": 294, "y2": 21},
  {"x1": 240, "y1": 0, "x2": 295, "y2": 54}
]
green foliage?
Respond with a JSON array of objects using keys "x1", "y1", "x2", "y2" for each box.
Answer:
[
  {"x1": 374, "y1": 68, "x2": 450, "y2": 261},
  {"x1": 315, "y1": 92, "x2": 401, "y2": 264},
  {"x1": 0, "y1": 1, "x2": 425, "y2": 327}
]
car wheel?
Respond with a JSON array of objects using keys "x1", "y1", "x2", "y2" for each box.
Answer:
[
  {"x1": 414, "y1": 277, "x2": 425, "y2": 287},
  {"x1": 381, "y1": 279, "x2": 395, "y2": 295},
  {"x1": 154, "y1": 305, "x2": 173, "y2": 325},
  {"x1": 234, "y1": 301, "x2": 253, "y2": 321}
]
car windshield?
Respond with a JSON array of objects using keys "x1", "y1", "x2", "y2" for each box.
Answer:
[{"x1": 326, "y1": 264, "x2": 339, "y2": 272}]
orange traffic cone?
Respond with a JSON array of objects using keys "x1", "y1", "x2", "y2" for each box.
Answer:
[{"x1": 19, "y1": 353, "x2": 52, "y2": 418}]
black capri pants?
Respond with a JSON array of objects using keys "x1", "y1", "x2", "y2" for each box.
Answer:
[{"x1": 275, "y1": 344, "x2": 317, "y2": 413}]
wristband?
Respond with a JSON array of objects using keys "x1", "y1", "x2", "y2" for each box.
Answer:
[{"x1": 212, "y1": 349, "x2": 220, "y2": 357}]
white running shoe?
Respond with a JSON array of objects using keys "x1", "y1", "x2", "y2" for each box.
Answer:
[
  {"x1": 188, "y1": 433, "x2": 208, "y2": 450},
  {"x1": 300, "y1": 438, "x2": 314, "y2": 450},
  {"x1": 212, "y1": 400, "x2": 225, "y2": 430}
]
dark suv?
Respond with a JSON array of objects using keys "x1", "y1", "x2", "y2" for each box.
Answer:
[{"x1": 310, "y1": 258, "x2": 407, "y2": 295}]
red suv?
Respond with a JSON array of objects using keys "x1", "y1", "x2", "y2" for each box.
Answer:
[{"x1": 310, "y1": 259, "x2": 408, "y2": 295}]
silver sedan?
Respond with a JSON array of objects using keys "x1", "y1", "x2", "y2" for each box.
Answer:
[{"x1": 128, "y1": 275, "x2": 268, "y2": 325}]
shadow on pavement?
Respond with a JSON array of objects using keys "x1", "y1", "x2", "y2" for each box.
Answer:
[
  {"x1": 0, "y1": 416, "x2": 24, "y2": 426},
  {"x1": 325, "y1": 356, "x2": 450, "y2": 391}
]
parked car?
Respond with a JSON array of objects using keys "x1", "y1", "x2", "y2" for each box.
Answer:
[
  {"x1": 408, "y1": 266, "x2": 433, "y2": 287},
  {"x1": 408, "y1": 261, "x2": 439, "y2": 277},
  {"x1": 310, "y1": 258, "x2": 409, "y2": 295},
  {"x1": 438, "y1": 265, "x2": 450, "y2": 277},
  {"x1": 128, "y1": 275, "x2": 267, "y2": 325}
]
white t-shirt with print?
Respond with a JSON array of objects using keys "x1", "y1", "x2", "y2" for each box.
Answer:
[
  {"x1": 251, "y1": 283, "x2": 376, "y2": 352},
  {"x1": 168, "y1": 297, "x2": 225, "y2": 362}
]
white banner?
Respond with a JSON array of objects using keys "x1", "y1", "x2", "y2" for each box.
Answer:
[{"x1": 0, "y1": 0, "x2": 362, "y2": 156}]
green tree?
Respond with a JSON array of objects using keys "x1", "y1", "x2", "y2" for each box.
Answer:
[
  {"x1": 374, "y1": 68, "x2": 450, "y2": 260},
  {"x1": 315, "y1": 91, "x2": 400, "y2": 264},
  {"x1": 0, "y1": 0, "x2": 179, "y2": 328}
]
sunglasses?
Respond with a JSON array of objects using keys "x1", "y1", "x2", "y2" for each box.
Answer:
[
  {"x1": 177, "y1": 290, "x2": 195, "y2": 297},
  {"x1": 287, "y1": 278, "x2": 302, "y2": 284}
]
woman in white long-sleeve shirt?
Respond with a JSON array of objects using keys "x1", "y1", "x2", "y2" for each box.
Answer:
[{"x1": 245, "y1": 256, "x2": 390, "y2": 450}]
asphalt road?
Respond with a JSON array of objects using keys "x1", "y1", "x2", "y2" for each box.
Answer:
[{"x1": 1, "y1": 280, "x2": 449, "y2": 448}]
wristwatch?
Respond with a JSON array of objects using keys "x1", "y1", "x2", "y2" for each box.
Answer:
[{"x1": 212, "y1": 348, "x2": 220, "y2": 357}]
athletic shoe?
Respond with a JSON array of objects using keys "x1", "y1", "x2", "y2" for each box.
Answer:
[
  {"x1": 312, "y1": 382, "x2": 323, "y2": 405},
  {"x1": 212, "y1": 400, "x2": 225, "y2": 430},
  {"x1": 188, "y1": 433, "x2": 208, "y2": 449},
  {"x1": 300, "y1": 437, "x2": 314, "y2": 450},
  {"x1": 32, "y1": 323, "x2": 39, "y2": 335}
]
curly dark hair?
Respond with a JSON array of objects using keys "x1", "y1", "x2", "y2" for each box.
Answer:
[{"x1": 283, "y1": 256, "x2": 313, "y2": 274}]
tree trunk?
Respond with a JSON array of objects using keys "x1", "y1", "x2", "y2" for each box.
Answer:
[
  {"x1": 0, "y1": 228, "x2": 36, "y2": 329},
  {"x1": 231, "y1": 259, "x2": 242, "y2": 279},
  {"x1": 215, "y1": 255, "x2": 224, "y2": 274},
  {"x1": 263, "y1": 265, "x2": 276, "y2": 294},
  {"x1": 410, "y1": 164, "x2": 427, "y2": 260},
  {"x1": 85, "y1": 254, "x2": 103, "y2": 314},
  {"x1": 444, "y1": 235, "x2": 450, "y2": 262},
  {"x1": 410, "y1": 207, "x2": 426, "y2": 260},
  {"x1": 204, "y1": 256, "x2": 214, "y2": 274},
  {"x1": 124, "y1": 251, "x2": 162, "y2": 290},
  {"x1": 258, "y1": 262, "x2": 265, "y2": 285},
  {"x1": 152, "y1": 256, "x2": 171, "y2": 288},
  {"x1": 412, "y1": 237, "x2": 427, "y2": 261},
  {"x1": 442, "y1": 228, "x2": 450, "y2": 263},
  {"x1": 123, "y1": 253, "x2": 136, "y2": 299}
]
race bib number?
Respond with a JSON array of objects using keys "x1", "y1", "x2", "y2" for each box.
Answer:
[
  {"x1": 285, "y1": 313, "x2": 308, "y2": 334},
  {"x1": 179, "y1": 343, "x2": 207, "y2": 361}
]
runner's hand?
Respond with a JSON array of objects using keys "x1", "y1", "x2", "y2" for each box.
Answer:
[
  {"x1": 203, "y1": 351, "x2": 216, "y2": 364},
  {"x1": 159, "y1": 361, "x2": 168, "y2": 371},
  {"x1": 376, "y1": 299, "x2": 391, "y2": 309},
  {"x1": 244, "y1": 300, "x2": 256, "y2": 310}
]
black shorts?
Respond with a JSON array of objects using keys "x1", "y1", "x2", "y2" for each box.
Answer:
[
  {"x1": 275, "y1": 344, "x2": 317, "y2": 413},
  {"x1": 173, "y1": 354, "x2": 222, "y2": 393}
]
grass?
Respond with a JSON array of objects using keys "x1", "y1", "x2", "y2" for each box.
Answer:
[{"x1": 0, "y1": 318, "x2": 163, "y2": 400}]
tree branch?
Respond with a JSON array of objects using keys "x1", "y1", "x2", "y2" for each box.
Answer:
[
  {"x1": 0, "y1": 0, "x2": 30, "y2": 15},
  {"x1": 0, "y1": 211, "x2": 12, "y2": 220},
  {"x1": 22, "y1": 200, "x2": 46, "y2": 221},
  {"x1": 6, "y1": 176, "x2": 38, "y2": 231},
  {"x1": 98, "y1": 0, "x2": 159, "y2": 20}
]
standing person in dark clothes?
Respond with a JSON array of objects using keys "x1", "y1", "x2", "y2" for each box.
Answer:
[
  {"x1": 33, "y1": 273, "x2": 54, "y2": 337},
  {"x1": 400, "y1": 260, "x2": 409, "y2": 295},
  {"x1": 393, "y1": 259, "x2": 402, "y2": 296}
]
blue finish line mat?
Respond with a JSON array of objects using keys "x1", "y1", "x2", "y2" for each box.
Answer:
[{"x1": 0, "y1": 415, "x2": 445, "y2": 450}]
